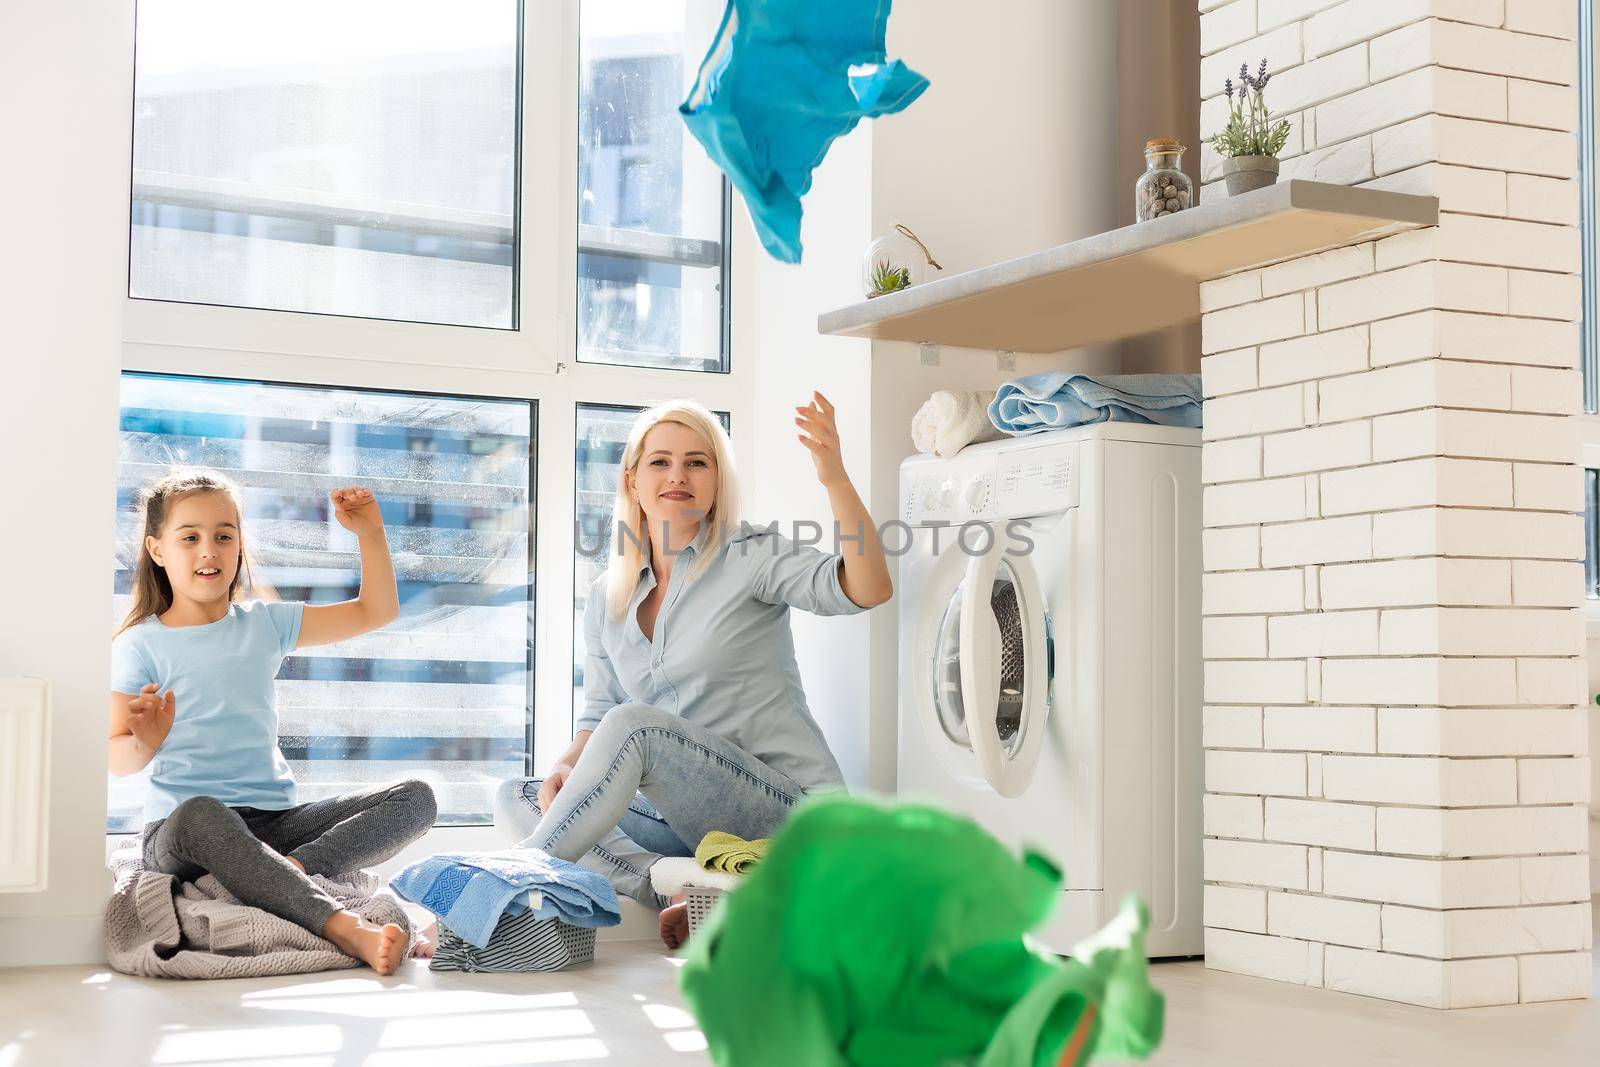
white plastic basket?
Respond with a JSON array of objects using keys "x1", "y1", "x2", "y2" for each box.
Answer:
[{"x1": 684, "y1": 884, "x2": 729, "y2": 935}]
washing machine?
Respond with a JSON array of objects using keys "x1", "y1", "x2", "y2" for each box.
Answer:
[{"x1": 897, "y1": 422, "x2": 1203, "y2": 958}]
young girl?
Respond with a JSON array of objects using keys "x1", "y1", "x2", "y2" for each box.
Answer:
[{"x1": 109, "y1": 469, "x2": 436, "y2": 975}]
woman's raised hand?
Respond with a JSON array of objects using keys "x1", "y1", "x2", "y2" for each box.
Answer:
[
  {"x1": 330, "y1": 487, "x2": 384, "y2": 537},
  {"x1": 795, "y1": 392, "x2": 849, "y2": 488},
  {"x1": 127, "y1": 683, "x2": 176, "y2": 754}
]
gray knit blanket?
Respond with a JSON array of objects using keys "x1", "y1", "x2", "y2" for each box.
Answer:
[{"x1": 104, "y1": 849, "x2": 413, "y2": 979}]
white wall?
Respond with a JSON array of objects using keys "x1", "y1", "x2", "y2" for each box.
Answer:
[
  {"x1": 862, "y1": 0, "x2": 1124, "y2": 791},
  {"x1": 738, "y1": 127, "x2": 877, "y2": 788},
  {"x1": 1194, "y1": 1, "x2": 1591, "y2": 1007},
  {"x1": 739, "y1": 0, "x2": 1123, "y2": 793},
  {"x1": 0, "y1": 3, "x2": 133, "y2": 964},
  {"x1": 872, "y1": 0, "x2": 1120, "y2": 275}
]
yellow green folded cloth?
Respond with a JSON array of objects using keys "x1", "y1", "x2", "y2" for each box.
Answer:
[{"x1": 695, "y1": 831, "x2": 770, "y2": 874}]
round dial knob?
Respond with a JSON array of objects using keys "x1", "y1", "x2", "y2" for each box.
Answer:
[{"x1": 964, "y1": 477, "x2": 988, "y2": 511}]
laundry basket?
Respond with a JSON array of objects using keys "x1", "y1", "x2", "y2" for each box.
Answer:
[
  {"x1": 684, "y1": 885, "x2": 729, "y2": 936},
  {"x1": 431, "y1": 910, "x2": 596, "y2": 973}
]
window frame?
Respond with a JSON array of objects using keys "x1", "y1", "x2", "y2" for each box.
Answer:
[
  {"x1": 123, "y1": 0, "x2": 573, "y2": 374},
  {"x1": 117, "y1": 0, "x2": 755, "y2": 840}
]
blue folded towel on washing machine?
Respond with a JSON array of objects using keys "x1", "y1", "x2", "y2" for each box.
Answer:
[
  {"x1": 391, "y1": 849, "x2": 621, "y2": 949},
  {"x1": 988, "y1": 372, "x2": 1203, "y2": 435}
]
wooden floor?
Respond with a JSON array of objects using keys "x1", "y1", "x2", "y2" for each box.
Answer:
[{"x1": 2, "y1": 932, "x2": 1596, "y2": 1066}]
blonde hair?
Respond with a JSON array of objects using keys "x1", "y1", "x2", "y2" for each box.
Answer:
[
  {"x1": 605, "y1": 400, "x2": 742, "y2": 620},
  {"x1": 116, "y1": 468, "x2": 259, "y2": 636}
]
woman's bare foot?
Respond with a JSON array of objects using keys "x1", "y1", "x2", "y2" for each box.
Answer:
[
  {"x1": 659, "y1": 900, "x2": 690, "y2": 950},
  {"x1": 322, "y1": 911, "x2": 407, "y2": 975},
  {"x1": 411, "y1": 918, "x2": 437, "y2": 959}
]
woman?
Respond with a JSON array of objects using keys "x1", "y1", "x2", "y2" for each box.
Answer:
[{"x1": 495, "y1": 393, "x2": 892, "y2": 947}]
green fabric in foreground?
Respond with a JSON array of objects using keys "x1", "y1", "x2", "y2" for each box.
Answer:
[
  {"x1": 695, "y1": 830, "x2": 770, "y2": 874},
  {"x1": 678, "y1": 795, "x2": 1164, "y2": 1067}
]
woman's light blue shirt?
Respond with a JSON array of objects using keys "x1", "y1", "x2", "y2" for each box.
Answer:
[
  {"x1": 110, "y1": 600, "x2": 303, "y2": 824},
  {"x1": 580, "y1": 525, "x2": 867, "y2": 791}
]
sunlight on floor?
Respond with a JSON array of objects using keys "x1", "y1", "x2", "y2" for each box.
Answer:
[
  {"x1": 240, "y1": 979, "x2": 395, "y2": 1001},
  {"x1": 1, "y1": 1041, "x2": 20, "y2": 1067},
  {"x1": 664, "y1": 1030, "x2": 709, "y2": 1053},
  {"x1": 244, "y1": 989, "x2": 580, "y2": 1019},
  {"x1": 362, "y1": 1038, "x2": 609, "y2": 1066},
  {"x1": 153, "y1": 1024, "x2": 343, "y2": 1064},
  {"x1": 642, "y1": 1003, "x2": 697, "y2": 1030},
  {"x1": 376, "y1": 1010, "x2": 595, "y2": 1048},
  {"x1": 642, "y1": 996, "x2": 706, "y2": 1053}
]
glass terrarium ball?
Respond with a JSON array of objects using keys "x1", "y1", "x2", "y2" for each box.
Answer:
[{"x1": 861, "y1": 232, "x2": 928, "y2": 298}]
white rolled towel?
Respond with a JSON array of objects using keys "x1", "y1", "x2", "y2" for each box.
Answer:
[
  {"x1": 650, "y1": 856, "x2": 743, "y2": 897},
  {"x1": 910, "y1": 390, "x2": 1005, "y2": 457}
]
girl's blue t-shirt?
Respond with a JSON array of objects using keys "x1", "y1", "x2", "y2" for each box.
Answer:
[{"x1": 110, "y1": 599, "x2": 304, "y2": 825}]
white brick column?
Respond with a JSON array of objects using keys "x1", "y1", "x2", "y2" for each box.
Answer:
[{"x1": 1197, "y1": 0, "x2": 1592, "y2": 1007}]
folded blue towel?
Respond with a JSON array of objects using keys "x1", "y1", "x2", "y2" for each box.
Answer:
[
  {"x1": 988, "y1": 373, "x2": 1203, "y2": 435},
  {"x1": 391, "y1": 850, "x2": 621, "y2": 949}
]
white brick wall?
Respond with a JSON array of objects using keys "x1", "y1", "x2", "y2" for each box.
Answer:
[{"x1": 1196, "y1": 0, "x2": 1590, "y2": 1007}]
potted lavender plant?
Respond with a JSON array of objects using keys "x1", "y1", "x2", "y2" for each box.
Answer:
[{"x1": 1211, "y1": 59, "x2": 1291, "y2": 196}]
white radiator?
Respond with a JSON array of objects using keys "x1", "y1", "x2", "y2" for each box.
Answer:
[{"x1": 0, "y1": 678, "x2": 50, "y2": 892}]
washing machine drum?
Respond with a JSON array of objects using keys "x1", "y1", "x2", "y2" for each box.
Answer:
[{"x1": 932, "y1": 565, "x2": 1027, "y2": 753}]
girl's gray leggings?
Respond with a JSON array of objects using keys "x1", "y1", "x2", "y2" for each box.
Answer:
[{"x1": 141, "y1": 779, "x2": 436, "y2": 935}]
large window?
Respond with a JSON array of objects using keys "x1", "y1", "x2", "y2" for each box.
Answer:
[
  {"x1": 130, "y1": 0, "x2": 520, "y2": 328},
  {"x1": 116, "y1": 1, "x2": 743, "y2": 836},
  {"x1": 110, "y1": 373, "x2": 535, "y2": 831},
  {"x1": 578, "y1": 1, "x2": 730, "y2": 371}
]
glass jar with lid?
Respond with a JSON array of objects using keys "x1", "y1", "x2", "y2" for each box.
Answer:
[{"x1": 1135, "y1": 138, "x2": 1193, "y2": 222}]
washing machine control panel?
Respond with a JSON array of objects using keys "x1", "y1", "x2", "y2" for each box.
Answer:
[
  {"x1": 903, "y1": 473, "x2": 970, "y2": 522},
  {"x1": 994, "y1": 450, "x2": 1075, "y2": 517},
  {"x1": 902, "y1": 445, "x2": 1076, "y2": 523}
]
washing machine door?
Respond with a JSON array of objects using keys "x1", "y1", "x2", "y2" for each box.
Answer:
[{"x1": 955, "y1": 524, "x2": 1055, "y2": 798}]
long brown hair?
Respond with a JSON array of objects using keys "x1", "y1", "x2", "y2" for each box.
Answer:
[{"x1": 115, "y1": 469, "x2": 258, "y2": 636}]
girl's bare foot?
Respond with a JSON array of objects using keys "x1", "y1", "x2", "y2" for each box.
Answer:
[
  {"x1": 322, "y1": 911, "x2": 407, "y2": 975},
  {"x1": 411, "y1": 918, "x2": 437, "y2": 959},
  {"x1": 659, "y1": 901, "x2": 690, "y2": 950}
]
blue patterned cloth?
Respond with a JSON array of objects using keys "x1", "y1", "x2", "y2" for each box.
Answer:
[
  {"x1": 391, "y1": 850, "x2": 621, "y2": 949},
  {"x1": 988, "y1": 373, "x2": 1203, "y2": 435},
  {"x1": 680, "y1": 0, "x2": 928, "y2": 263}
]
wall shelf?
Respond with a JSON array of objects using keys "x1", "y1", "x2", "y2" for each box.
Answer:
[{"x1": 817, "y1": 180, "x2": 1439, "y2": 353}]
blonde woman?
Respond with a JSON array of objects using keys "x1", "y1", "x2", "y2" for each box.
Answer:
[{"x1": 494, "y1": 394, "x2": 892, "y2": 947}]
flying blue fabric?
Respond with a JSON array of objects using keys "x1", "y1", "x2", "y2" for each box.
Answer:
[
  {"x1": 680, "y1": 0, "x2": 929, "y2": 263},
  {"x1": 988, "y1": 373, "x2": 1204, "y2": 435},
  {"x1": 391, "y1": 849, "x2": 620, "y2": 949}
]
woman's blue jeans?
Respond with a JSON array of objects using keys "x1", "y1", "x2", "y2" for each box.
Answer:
[{"x1": 494, "y1": 703, "x2": 808, "y2": 909}]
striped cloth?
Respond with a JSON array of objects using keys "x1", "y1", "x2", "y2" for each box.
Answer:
[{"x1": 430, "y1": 909, "x2": 596, "y2": 973}]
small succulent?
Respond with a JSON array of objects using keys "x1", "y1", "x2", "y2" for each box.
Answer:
[
  {"x1": 868, "y1": 260, "x2": 912, "y2": 297},
  {"x1": 1210, "y1": 58, "x2": 1291, "y2": 158}
]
